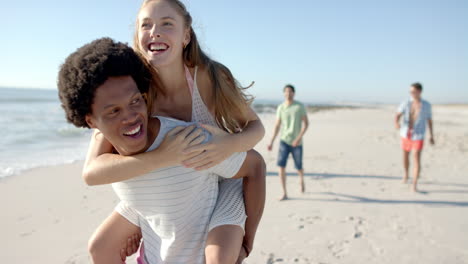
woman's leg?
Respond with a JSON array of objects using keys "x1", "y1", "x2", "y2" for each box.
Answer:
[
  {"x1": 205, "y1": 150, "x2": 266, "y2": 263},
  {"x1": 88, "y1": 211, "x2": 142, "y2": 264},
  {"x1": 234, "y1": 150, "x2": 266, "y2": 257},
  {"x1": 205, "y1": 225, "x2": 244, "y2": 264}
]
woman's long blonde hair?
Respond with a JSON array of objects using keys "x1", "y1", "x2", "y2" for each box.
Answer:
[{"x1": 133, "y1": 0, "x2": 254, "y2": 133}]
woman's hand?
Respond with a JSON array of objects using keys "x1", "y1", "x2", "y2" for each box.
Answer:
[
  {"x1": 181, "y1": 124, "x2": 236, "y2": 170},
  {"x1": 155, "y1": 125, "x2": 207, "y2": 166}
]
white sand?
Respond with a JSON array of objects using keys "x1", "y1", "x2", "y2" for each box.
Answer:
[{"x1": 2, "y1": 106, "x2": 468, "y2": 263}]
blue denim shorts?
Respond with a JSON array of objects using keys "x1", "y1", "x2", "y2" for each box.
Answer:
[{"x1": 277, "y1": 140, "x2": 303, "y2": 170}]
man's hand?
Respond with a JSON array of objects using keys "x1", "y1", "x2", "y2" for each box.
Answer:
[
  {"x1": 429, "y1": 136, "x2": 435, "y2": 145},
  {"x1": 292, "y1": 139, "x2": 300, "y2": 147},
  {"x1": 235, "y1": 245, "x2": 248, "y2": 264},
  {"x1": 395, "y1": 122, "x2": 401, "y2": 130},
  {"x1": 120, "y1": 233, "x2": 142, "y2": 261},
  {"x1": 267, "y1": 143, "x2": 273, "y2": 151}
]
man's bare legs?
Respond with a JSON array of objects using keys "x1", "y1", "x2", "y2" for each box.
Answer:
[
  {"x1": 412, "y1": 150, "x2": 422, "y2": 192},
  {"x1": 279, "y1": 167, "x2": 287, "y2": 200},
  {"x1": 298, "y1": 169, "x2": 305, "y2": 193},
  {"x1": 402, "y1": 150, "x2": 410, "y2": 183},
  {"x1": 279, "y1": 168, "x2": 304, "y2": 199}
]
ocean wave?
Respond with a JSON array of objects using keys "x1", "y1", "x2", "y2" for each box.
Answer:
[
  {"x1": 253, "y1": 104, "x2": 277, "y2": 114},
  {"x1": 56, "y1": 126, "x2": 89, "y2": 137},
  {"x1": 0, "y1": 158, "x2": 83, "y2": 179},
  {"x1": 0, "y1": 98, "x2": 58, "y2": 103},
  {"x1": 0, "y1": 167, "x2": 15, "y2": 178}
]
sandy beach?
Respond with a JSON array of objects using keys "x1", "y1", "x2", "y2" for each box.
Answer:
[{"x1": 2, "y1": 105, "x2": 467, "y2": 264}]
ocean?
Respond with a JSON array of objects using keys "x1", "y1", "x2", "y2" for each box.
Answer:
[
  {"x1": 0, "y1": 87, "x2": 356, "y2": 179},
  {"x1": 0, "y1": 88, "x2": 92, "y2": 178}
]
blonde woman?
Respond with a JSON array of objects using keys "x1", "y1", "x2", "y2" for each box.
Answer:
[{"x1": 84, "y1": 0, "x2": 266, "y2": 263}]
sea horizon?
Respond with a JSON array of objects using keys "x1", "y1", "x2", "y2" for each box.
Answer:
[{"x1": 3, "y1": 86, "x2": 467, "y2": 106}]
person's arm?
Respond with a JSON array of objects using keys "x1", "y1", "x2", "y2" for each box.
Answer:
[
  {"x1": 267, "y1": 118, "x2": 282, "y2": 151},
  {"x1": 428, "y1": 119, "x2": 435, "y2": 145},
  {"x1": 181, "y1": 66, "x2": 265, "y2": 169},
  {"x1": 395, "y1": 112, "x2": 402, "y2": 129},
  {"x1": 207, "y1": 107, "x2": 264, "y2": 154},
  {"x1": 82, "y1": 125, "x2": 205, "y2": 185},
  {"x1": 427, "y1": 103, "x2": 435, "y2": 145},
  {"x1": 395, "y1": 101, "x2": 407, "y2": 129},
  {"x1": 182, "y1": 107, "x2": 265, "y2": 170},
  {"x1": 229, "y1": 108, "x2": 265, "y2": 152},
  {"x1": 291, "y1": 114, "x2": 309, "y2": 147}
]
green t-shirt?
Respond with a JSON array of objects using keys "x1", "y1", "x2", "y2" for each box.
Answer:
[{"x1": 276, "y1": 101, "x2": 307, "y2": 145}]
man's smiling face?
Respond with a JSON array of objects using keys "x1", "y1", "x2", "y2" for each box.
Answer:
[{"x1": 85, "y1": 76, "x2": 149, "y2": 156}]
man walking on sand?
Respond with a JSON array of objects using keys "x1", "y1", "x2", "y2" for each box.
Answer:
[
  {"x1": 268, "y1": 84, "x2": 309, "y2": 200},
  {"x1": 395, "y1": 82, "x2": 435, "y2": 192}
]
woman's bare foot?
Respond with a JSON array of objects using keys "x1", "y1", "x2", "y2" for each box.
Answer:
[
  {"x1": 402, "y1": 176, "x2": 408, "y2": 183},
  {"x1": 278, "y1": 194, "x2": 288, "y2": 201},
  {"x1": 300, "y1": 181, "x2": 305, "y2": 193},
  {"x1": 411, "y1": 184, "x2": 418, "y2": 192}
]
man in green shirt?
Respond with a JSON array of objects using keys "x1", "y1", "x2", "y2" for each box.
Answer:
[{"x1": 267, "y1": 84, "x2": 309, "y2": 200}]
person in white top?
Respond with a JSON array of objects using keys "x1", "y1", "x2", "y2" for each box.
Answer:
[
  {"x1": 80, "y1": 0, "x2": 267, "y2": 263},
  {"x1": 59, "y1": 39, "x2": 264, "y2": 264}
]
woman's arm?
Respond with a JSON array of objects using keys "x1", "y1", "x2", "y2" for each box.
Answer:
[
  {"x1": 83, "y1": 126, "x2": 205, "y2": 185},
  {"x1": 230, "y1": 108, "x2": 265, "y2": 152},
  {"x1": 182, "y1": 107, "x2": 264, "y2": 170},
  {"x1": 183, "y1": 66, "x2": 265, "y2": 169}
]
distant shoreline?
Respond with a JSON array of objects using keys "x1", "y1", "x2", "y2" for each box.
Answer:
[
  {"x1": 2, "y1": 87, "x2": 467, "y2": 106},
  {"x1": 253, "y1": 102, "x2": 365, "y2": 114}
]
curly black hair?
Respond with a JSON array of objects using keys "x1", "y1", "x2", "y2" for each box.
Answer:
[{"x1": 58, "y1": 37, "x2": 152, "y2": 128}]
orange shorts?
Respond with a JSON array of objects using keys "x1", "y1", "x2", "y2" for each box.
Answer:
[{"x1": 401, "y1": 131, "x2": 424, "y2": 152}]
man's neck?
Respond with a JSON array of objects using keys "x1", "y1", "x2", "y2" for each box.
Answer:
[
  {"x1": 145, "y1": 117, "x2": 161, "y2": 151},
  {"x1": 285, "y1": 99, "x2": 294, "y2": 106}
]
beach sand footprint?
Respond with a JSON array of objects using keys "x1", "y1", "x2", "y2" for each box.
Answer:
[
  {"x1": 19, "y1": 229, "x2": 36, "y2": 237},
  {"x1": 328, "y1": 239, "x2": 350, "y2": 259},
  {"x1": 353, "y1": 216, "x2": 367, "y2": 239},
  {"x1": 263, "y1": 253, "x2": 314, "y2": 264}
]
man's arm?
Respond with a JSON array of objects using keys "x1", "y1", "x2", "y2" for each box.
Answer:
[
  {"x1": 292, "y1": 114, "x2": 309, "y2": 147},
  {"x1": 395, "y1": 112, "x2": 402, "y2": 129},
  {"x1": 428, "y1": 119, "x2": 435, "y2": 145},
  {"x1": 267, "y1": 118, "x2": 281, "y2": 151}
]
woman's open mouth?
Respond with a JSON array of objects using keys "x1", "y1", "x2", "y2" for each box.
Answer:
[{"x1": 148, "y1": 42, "x2": 169, "y2": 55}]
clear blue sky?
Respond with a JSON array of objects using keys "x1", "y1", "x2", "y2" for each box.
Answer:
[{"x1": 1, "y1": 0, "x2": 467, "y2": 103}]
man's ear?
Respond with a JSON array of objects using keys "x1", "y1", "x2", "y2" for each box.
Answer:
[{"x1": 85, "y1": 114, "x2": 97, "y2": 129}]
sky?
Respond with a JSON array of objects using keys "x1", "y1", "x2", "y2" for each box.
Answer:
[{"x1": 0, "y1": 0, "x2": 467, "y2": 104}]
